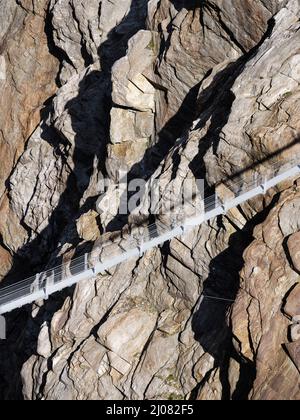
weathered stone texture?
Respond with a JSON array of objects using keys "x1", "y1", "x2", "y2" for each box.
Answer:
[{"x1": 0, "y1": 0, "x2": 300, "y2": 401}]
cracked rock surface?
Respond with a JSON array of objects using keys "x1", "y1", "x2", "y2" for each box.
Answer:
[{"x1": 0, "y1": 0, "x2": 300, "y2": 400}]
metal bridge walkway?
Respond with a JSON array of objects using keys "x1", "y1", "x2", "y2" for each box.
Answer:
[{"x1": 0, "y1": 161, "x2": 299, "y2": 315}]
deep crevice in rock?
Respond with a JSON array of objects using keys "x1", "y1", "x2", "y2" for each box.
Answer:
[
  {"x1": 0, "y1": 0, "x2": 299, "y2": 401},
  {"x1": 192, "y1": 193, "x2": 280, "y2": 400},
  {"x1": 44, "y1": 3, "x2": 75, "y2": 88}
]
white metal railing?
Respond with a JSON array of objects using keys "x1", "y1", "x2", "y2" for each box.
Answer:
[{"x1": 0, "y1": 159, "x2": 299, "y2": 315}]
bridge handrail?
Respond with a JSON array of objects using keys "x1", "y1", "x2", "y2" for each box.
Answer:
[{"x1": 0, "y1": 158, "x2": 299, "y2": 313}]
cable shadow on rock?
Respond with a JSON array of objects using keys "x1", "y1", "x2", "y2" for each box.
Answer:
[
  {"x1": 105, "y1": 75, "x2": 203, "y2": 232},
  {"x1": 106, "y1": 13, "x2": 276, "y2": 232},
  {"x1": 0, "y1": 0, "x2": 149, "y2": 400},
  {"x1": 187, "y1": 17, "x2": 283, "y2": 401},
  {"x1": 0, "y1": 67, "x2": 104, "y2": 401},
  {"x1": 0, "y1": 0, "x2": 150, "y2": 285},
  {"x1": 1, "y1": 0, "x2": 150, "y2": 285},
  {"x1": 1, "y1": 70, "x2": 105, "y2": 288},
  {"x1": 191, "y1": 194, "x2": 281, "y2": 400},
  {"x1": 189, "y1": 16, "x2": 276, "y2": 199},
  {"x1": 0, "y1": 1, "x2": 287, "y2": 401},
  {"x1": 106, "y1": 1, "x2": 213, "y2": 232},
  {"x1": 0, "y1": 0, "x2": 213, "y2": 399}
]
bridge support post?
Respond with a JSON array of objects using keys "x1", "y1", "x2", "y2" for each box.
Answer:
[
  {"x1": 138, "y1": 238, "x2": 144, "y2": 257},
  {"x1": 90, "y1": 249, "x2": 100, "y2": 274},
  {"x1": 84, "y1": 253, "x2": 89, "y2": 270},
  {"x1": 45, "y1": 271, "x2": 55, "y2": 297},
  {"x1": 215, "y1": 193, "x2": 227, "y2": 215},
  {"x1": 0, "y1": 315, "x2": 6, "y2": 340},
  {"x1": 38, "y1": 273, "x2": 48, "y2": 300},
  {"x1": 180, "y1": 224, "x2": 192, "y2": 235},
  {"x1": 259, "y1": 176, "x2": 268, "y2": 194},
  {"x1": 220, "y1": 202, "x2": 227, "y2": 214}
]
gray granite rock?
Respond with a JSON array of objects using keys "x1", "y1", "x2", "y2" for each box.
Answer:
[{"x1": 1, "y1": 0, "x2": 300, "y2": 402}]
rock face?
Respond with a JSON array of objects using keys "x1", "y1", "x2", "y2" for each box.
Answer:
[
  {"x1": 0, "y1": 0, "x2": 300, "y2": 401},
  {"x1": 0, "y1": 0, "x2": 59, "y2": 196},
  {"x1": 287, "y1": 233, "x2": 300, "y2": 274},
  {"x1": 0, "y1": 0, "x2": 59, "y2": 265},
  {"x1": 229, "y1": 185, "x2": 300, "y2": 400}
]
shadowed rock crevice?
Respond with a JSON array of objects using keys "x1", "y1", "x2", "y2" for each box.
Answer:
[
  {"x1": 44, "y1": 3, "x2": 75, "y2": 87},
  {"x1": 0, "y1": 0, "x2": 149, "y2": 399},
  {"x1": 0, "y1": 0, "x2": 300, "y2": 401},
  {"x1": 192, "y1": 193, "x2": 280, "y2": 400},
  {"x1": 0, "y1": 283, "x2": 75, "y2": 399},
  {"x1": 1, "y1": 1, "x2": 149, "y2": 283},
  {"x1": 190, "y1": 16, "x2": 276, "y2": 197},
  {"x1": 106, "y1": 79, "x2": 203, "y2": 231},
  {"x1": 106, "y1": 15, "x2": 276, "y2": 232}
]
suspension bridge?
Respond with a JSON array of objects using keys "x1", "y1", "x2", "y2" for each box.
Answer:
[{"x1": 0, "y1": 160, "x2": 299, "y2": 318}]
